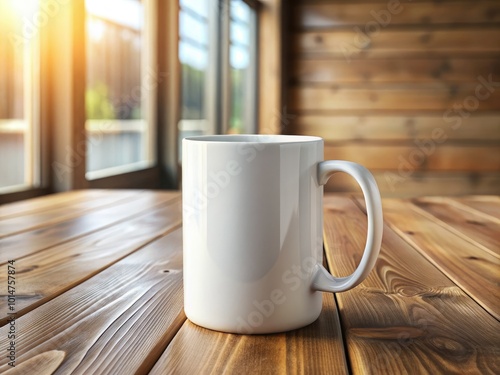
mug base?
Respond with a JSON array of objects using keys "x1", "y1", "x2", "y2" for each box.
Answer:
[{"x1": 185, "y1": 310, "x2": 322, "y2": 335}]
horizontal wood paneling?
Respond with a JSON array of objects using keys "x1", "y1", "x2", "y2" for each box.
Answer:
[
  {"x1": 288, "y1": 0, "x2": 500, "y2": 196},
  {"x1": 290, "y1": 86, "x2": 500, "y2": 111},
  {"x1": 291, "y1": 58, "x2": 500, "y2": 84},
  {"x1": 294, "y1": 2, "x2": 500, "y2": 28},
  {"x1": 324, "y1": 172, "x2": 500, "y2": 197},
  {"x1": 289, "y1": 114, "x2": 500, "y2": 141},
  {"x1": 295, "y1": 29, "x2": 500, "y2": 57},
  {"x1": 324, "y1": 144, "x2": 500, "y2": 171}
]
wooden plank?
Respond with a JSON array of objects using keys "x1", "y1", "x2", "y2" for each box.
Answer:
[
  {"x1": 288, "y1": 114, "x2": 500, "y2": 142},
  {"x1": 294, "y1": 2, "x2": 500, "y2": 28},
  {"x1": 0, "y1": 191, "x2": 180, "y2": 263},
  {"x1": 295, "y1": 29, "x2": 500, "y2": 57},
  {"x1": 289, "y1": 86, "x2": 500, "y2": 111},
  {"x1": 0, "y1": 191, "x2": 106, "y2": 220},
  {"x1": 150, "y1": 293, "x2": 348, "y2": 374},
  {"x1": 0, "y1": 229, "x2": 186, "y2": 374},
  {"x1": 379, "y1": 198, "x2": 500, "y2": 320},
  {"x1": 323, "y1": 144, "x2": 500, "y2": 171},
  {"x1": 0, "y1": 190, "x2": 139, "y2": 237},
  {"x1": 2, "y1": 351, "x2": 65, "y2": 375},
  {"x1": 456, "y1": 196, "x2": 500, "y2": 220},
  {"x1": 412, "y1": 196, "x2": 500, "y2": 258},
  {"x1": 325, "y1": 171, "x2": 500, "y2": 198},
  {"x1": 291, "y1": 58, "x2": 500, "y2": 84},
  {"x1": 323, "y1": 196, "x2": 500, "y2": 373},
  {"x1": 0, "y1": 198, "x2": 182, "y2": 326}
]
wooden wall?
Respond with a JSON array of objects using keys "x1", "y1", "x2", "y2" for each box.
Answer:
[{"x1": 286, "y1": 0, "x2": 500, "y2": 197}]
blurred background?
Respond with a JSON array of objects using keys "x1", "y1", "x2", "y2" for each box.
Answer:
[{"x1": 0, "y1": 0, "x2": 499, "y2": 203}]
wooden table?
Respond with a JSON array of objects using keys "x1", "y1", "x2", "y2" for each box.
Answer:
[{"x1": 0, "y1": 190, "x2": 499, "y2": 374}]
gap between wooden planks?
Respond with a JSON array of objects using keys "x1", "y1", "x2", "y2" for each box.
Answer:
[
  {"x1": 0, "y1": 190, "x2": 112, "y2": 220},
  {"x1": 0, "y1": 229, "x2": 186, "y2": 375},
  {"x1": 411, "y1": 196, "x2": 500, "y2": 258},
  {"x1": 455, "y1": 196, "x2": 500, "y2": 221},
  {"x1": 0, "y1": 191, "x2": 180, "y2": 264},
  {"x1": 324, "y1": 196, "x2": 499, "y2": 374}
]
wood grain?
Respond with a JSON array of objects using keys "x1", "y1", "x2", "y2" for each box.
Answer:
[
  {"x1": 0, "y1": 229, "x2": 186, "y2": 375},
  {"x1": 294, "y1": 2, "x2": 500, "y2": 28},
  {"x1": 2, "y1": 351, "x2": 65, "y2": 375},
  {"x1": 323, "y1": 144, "x2": 500, "y2": 171},
  {"x1": 150, "y1": 293, "x2": 348, "y2": 374},
  {"x1": 412, "y1": 196, "x2": 500, "y2": 257},
  {"x1": 0, "y1": 190, "x2": 138, "y2": 237},
  {"x1": 0, "y1": 192, "x2": 179, "y2": 263},
  {"x1": 295, "y1": 29, "x2": 500, "y2": 57},
  {"x1": 0, "y1": 190, "x2": 108, "y2": 219},
  {"x1": 456, "y1": 196, "x2": 500, "y2": 220},
  {"x1": 291, "y1": 58, "x2": 500, "y2": 84},
  {"x1": 379, "y1": 198, "x2": 500, "y2": 320},
  {"x1": 0, "y1": 199, "x2": 182, "y2": 326},
  {"x1": 289, "y1": 86, "x2": 500, "y2": 111},
  {"x1": 323, "y1": 196, "x2": 500, "y2": 373},
  {"x1": 288, "y1": 114, "x2": 500, "y2": 142}
]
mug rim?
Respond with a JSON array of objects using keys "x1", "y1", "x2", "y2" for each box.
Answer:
[{"x1": 183, "y1": 134, "x2": 322, "y2": 144}]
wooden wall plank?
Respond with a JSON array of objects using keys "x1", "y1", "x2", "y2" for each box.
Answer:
[
  {"x1": 0, "y1": 199, "x2": 182, "y2": 326},
  {"x1": 289, "y1": 114, "x2": 500, "y2": 141},
  {"x1": 378, "y1": 198, "x2": 500, "y2": 319},
  {"x1": 323, "y1": 144, "x2": 500, "y2": 171},
  {"x1": 291, "y1": 58, "x2": 500, "y2": 84},
  {"x1": 295, "y1": 29, "x2": 500, "y2": 56},
  {"x1": 412, "y1": 197, "x2": 500, "y2": 257},
  {"x1": 294, "y1": 2, "x2": 500, "y2": 28},
  {"x1": 325, "y1": 172, "x2": 500, "y2": 197},
  {"x1": 150, "y1": 293, "x2": 348, "y2": 374},
  {"x1": 0, "y1": 192, "x2": 179, "y2": 262},
  {"x1": 323, "y1": 196, "x2": 500, "y2": 373},
  {"x1": 0, "y1": 230, "x2": 186, "y2": 374},
  {"x1": 289, "y1": 86, "x2": 500, "y2": 111}
]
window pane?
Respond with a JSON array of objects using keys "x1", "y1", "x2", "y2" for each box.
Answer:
[
  {"x1": 0, "y1": 0, "x2": 39, "y2": 191},
  {"x1": 228, "y1": 0, "x2": 255, "y2": 134},
  {"x1": 85, "y1": 0, "x2": 153, "y2": 178},
  {"x1": 178, "y1": 1, "x2": 211, "y2": 153}
]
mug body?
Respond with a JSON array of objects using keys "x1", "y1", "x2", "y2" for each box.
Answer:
[{"x1": 182, "y1": 135, "x2": 324, "y2": 334}]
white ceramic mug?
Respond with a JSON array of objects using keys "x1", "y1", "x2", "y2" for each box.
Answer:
[{"x1": 182, "y1": 135, "x2": 383, "y2": 334}]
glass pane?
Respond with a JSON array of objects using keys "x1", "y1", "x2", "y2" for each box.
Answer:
[
  {"x1": 180, "y1": 0, "x2": 209, "y2": 18},
  {"x1": 180, "y1": 10, "x2": 208, "y2": 46},
  {"x1": 228, "y1": 0, "x2": 254, "y2": 134},
  {"x1": 85, "y1": 0, "x2": 152, "y2": 177},
  {"x1": 178, "y1": 2, "x2": 210, "y2": 154},
  {"x1": 0, "y1": 0, "x2": 38, "y2": 191}
]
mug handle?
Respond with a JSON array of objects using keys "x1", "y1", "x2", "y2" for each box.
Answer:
[{"x1": 312, "y1": 161, "x2": 383, "y2": 292}]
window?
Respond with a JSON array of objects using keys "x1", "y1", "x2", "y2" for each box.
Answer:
[
  {"x1": 0, "y1": 0, "x2": 40, "y2": 193},
  {"x1": 177, "y1": 0, "x2": 257, "y2": 156},
  {"x1": 85, "y1": 0, "x2": 156, "y2": 180},
  {"x1": 228, "y1": 0, "x2": 256, "y2": 134}
]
